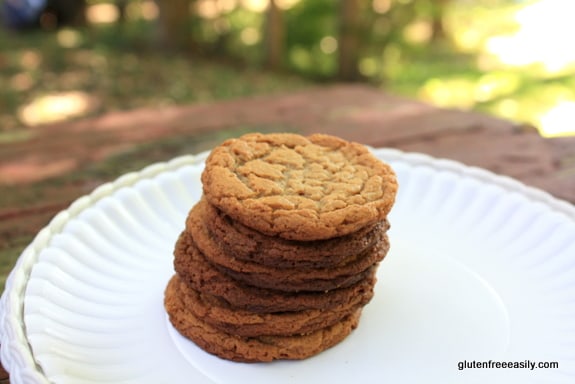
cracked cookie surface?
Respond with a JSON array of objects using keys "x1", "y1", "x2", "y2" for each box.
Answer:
[{"x1": 201, "y1": 133, "x2": 398, "y2": 240}]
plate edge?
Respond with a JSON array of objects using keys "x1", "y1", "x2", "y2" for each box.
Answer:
[
  {"x1": 0, "y1": 153, "x2": 208, "y2": 384},
  {"x1": 1, "y1": 147, "x2": 574, "y2": 383}
]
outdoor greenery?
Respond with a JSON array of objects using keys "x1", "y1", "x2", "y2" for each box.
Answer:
[
  {"x1": 1, "y1": 0, "x2": 574, "y2": 138},
  {"x1": 0, "y1": 22, "x2": 311, "y2": 134},
  {"x1": 144, "y1": 0, "x2": 575, "y2": 136}
]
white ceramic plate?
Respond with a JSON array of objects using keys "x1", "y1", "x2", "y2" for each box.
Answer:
[{"x1": 2, "y1": 148, "x2": 575, "y2": 384}]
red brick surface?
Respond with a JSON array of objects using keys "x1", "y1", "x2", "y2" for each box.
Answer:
[{"x1": 4, "y1": 85, "x2": 572, "y2": 196}]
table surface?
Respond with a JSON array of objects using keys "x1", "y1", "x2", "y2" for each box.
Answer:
[{"x1": 1, "y1": 84, "x2": 574, "y2": 382}]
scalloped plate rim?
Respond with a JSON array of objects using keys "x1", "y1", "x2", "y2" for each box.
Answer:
[{"x1": 1, "y1": 147, "x2": 574, "y2": 384}]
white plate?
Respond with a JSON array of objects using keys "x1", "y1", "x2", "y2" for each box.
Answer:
[{"x1": 2, "y1": 148, "x2": 575, "y2": 384}]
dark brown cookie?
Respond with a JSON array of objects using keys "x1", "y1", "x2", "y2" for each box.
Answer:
[
  {"x1": 169, "y1": 274, "x2": 372, "y2": 337},
  {"x1": 197, "y1": 197, "x2": 390, "y2": 269},
  {"x1": 186, "y1": 202, "x2": 389, "y2": 292},
  {"x1": 165, "y1": 275, "x2": 362, "y2": 363},
  {"x1": 173, "y1": 231, "x2": 378, "y2": 313},
  {"x1": 201, "y1": 133, "x2": 398, "y2": 241}
]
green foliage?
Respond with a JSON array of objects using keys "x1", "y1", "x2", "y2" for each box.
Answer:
[
  {"x1": 285, "y1": 0, "x2": 336, "y2": 48},
  {"x1": 283, "y1": 0, "x2": 336, "y2": 77},
  {"x1": 0, "y1": 22, "x2": 310, "y2": 133},
  {"x1": 2, "y1": 0, "x2": 573, "y2": 135}
]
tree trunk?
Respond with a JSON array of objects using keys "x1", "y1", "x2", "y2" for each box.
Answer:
[
  {"x1": 155, "y1": 0, "x2": 193, "y2": 51},
  {"x1": 43, "y1": 0, "x2": 87, "y2": 28},
  {"x1": 338, "y1": 0, "x2": 362, "y2": 81},
  {"x1": 264, "y1": 0, "x2": 284, "y2": 70},
  {"x1": 116, "y1": 0, "x2": 128, "y2": 25},
  {"x1": 430, "y1": 0, "x2": 449, "y2": 43}
]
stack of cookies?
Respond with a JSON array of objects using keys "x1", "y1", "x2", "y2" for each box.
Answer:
[{"x1": 164, "y1": 133, "x2": 397, "y2": 362}]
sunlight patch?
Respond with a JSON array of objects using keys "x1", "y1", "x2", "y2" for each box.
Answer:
[
  {"x1": 320, "y1": 36, "x2": 337, "y2": 54},
  {"x1": 277, "y1": 0, "x2": 301, "y2": 10},
  {"x1": 18, "y1": 91, "x2": 99, "y2": 126},
  {"x1": 485, "y1": 0, "x2": 575, "y2": 73},
  {"x1": 240, "y1": 27, "x2": 260, "y2": 45},
  {"x1": 87, "y1": 3, "x2": 119, "y2": 24},
  {"x1": 57, "y1": 29, "x2": 83, "y2": 48},
  {"x1": 196, "y1": 0, "x2": 220, "y2": 19},
  {"x1": 403, "y1": 20, "x2": 432, "y2": 44},
  {"x1": 538, "y1": 101, "x2": 575, "y2": 137},
  {"x1": 127, "y1": 0, "x2": 158, "y2": 20},
  {"x1": 241, "y1": 0, "x2": 268, "y2": 13},
  {"x1": 19, "y1": 50, "x2": 42, "y2": 69}
]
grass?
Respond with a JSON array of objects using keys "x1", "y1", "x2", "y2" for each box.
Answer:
[
  {"x1": 3, "y1": 2, "x2": 574, "y2": 136},
  {"x1": 0, "y1": 22, "x2": 311, "y2": 133}
]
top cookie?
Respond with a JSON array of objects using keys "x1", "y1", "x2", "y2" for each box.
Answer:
[{"x1": 201, "y1": 133, "x2": 397, "y2": 241}]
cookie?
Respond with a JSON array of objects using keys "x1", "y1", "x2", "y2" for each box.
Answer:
[
  {"x1": 186, "y1": 202, "x2": 389, "y2": 292},
  {"x1": 165, "y1": 275, "x2": 362, "y2": 362},
  {"x1": 169, "y1": 274, "x2": 372, "y2": 337},
  {"x1": 199, "y1": 197, "x2": 390, "y2": 269},
  {"x1": 201, "y1": 133, "x2": 398, "y2": 241},
  {"x1": 173, "y1": 231, "x2": 377, "y2": 313}
]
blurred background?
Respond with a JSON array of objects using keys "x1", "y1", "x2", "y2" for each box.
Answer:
[
  {"x1": 1, "y1": 0, "x2": 575, "y2": 290},
  {"x1": 1, "y1": 0, "x2": 574, "y2": 139}
]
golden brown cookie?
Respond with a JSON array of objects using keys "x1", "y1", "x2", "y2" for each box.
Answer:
[
  {"x1": 201, "y1": 133, "x2": 397, "y2": 241},
  {"x1": 198, "y1": 197, "x2": 390, "y2": 269},
  {"x1": 165, "y1": 275, "x2": 362, "y2": 363},
  {"x1": 186, "y1": 202, "x2": 389, "y2": 292},
  {"x1": 173, "y1": 231, "x2": 377, "y2": 313},
  {"x1": 169, "y1": 274, "x2": 372, "y2": 337}
]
